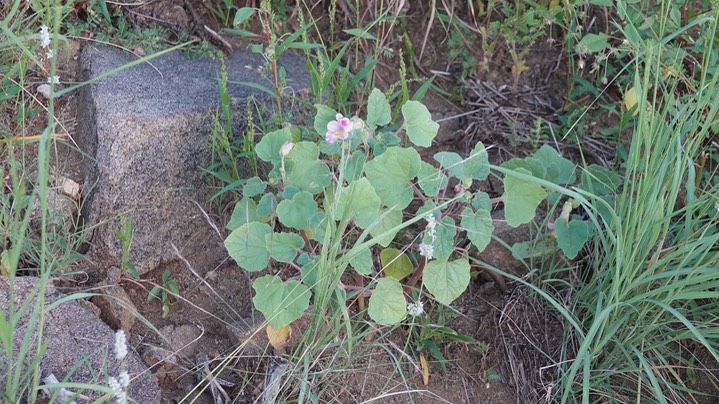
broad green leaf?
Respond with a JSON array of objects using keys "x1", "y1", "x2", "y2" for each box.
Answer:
[
  {"x1": 233, "y1": 7, "x2": 254, "y2": 26},
  {"x1": 335, "y1": 178, "x2": 381, "y2": 228},
  {"x1": 286, "y1": 142, "x2": 332, "y2": 194},
  {"x1": 402, "y1": 101, "x2": 439, "y2": 148},
  {"x1": 369, "y1": 208, "x2": 403, "y2": 247},
  {"x1": 365, "y1": 147, "x2": 421, "y2": 210},
  {"x1": 503, "y1": 168, "x2": 546, "y2": 227},
  {"x1": 417, "y1": 161, "x2": 448, "y2": 197},
  {"x1": 227, "y1": 197, "x2": 257, "y2": 231},
  {"x1": 256, "y1": 127, "x2": 292, "y2": 164},
  {"x1": 225, "y1": 222, "x2": 271, "y2": 271},
  {"x1": 555, "y1": 218, "x2": 591, "y2": 259},
  {"x1": 243, "y1": 176, "x2": 266, "y2": 197},
  {"x1": 424, "y1": 259, "x2": 470, "y2": 305},
  {"x1": 380, "y1": 248, "x2": 413, "y2": 281},
  {"x1": 314, "y1": 104, "x2": 338, "y2": 139},
  {"x1": 276, "y1": 191, "x2": 317, "y2": 230},
  {"x1": 257, "y1": 193, "x2": 278, "y2": 217},
  {"x1": 349, "y1": 247, "x2": 373, "y2": 275},
  {"x1": 266, "y1": 232, "x2": 305, "y2": 263},
  {"x1": 424, "y1": 216, "x2": 456, "y2": 262},
  {"x1": 534, "y1": 145, "x2": 576, "y2": 184},
  {"x1": 460, "y1": 207, "x2": 493, "y2": 253},
  {"x1": 368, "y1": 277, "x2": 407, "y2": 325},
  {"x1": 367, "y1": 88, "x2": 391, "y2": 128},
  {"x1": 252, "y1": 275, "x2": 311, "y2": 328},
  {"x1": 501, "y1": 157, "x2": 546, "y2": 179},
  {"x1": 577, "y1": 33, "x2": 610, "y2": 54}
]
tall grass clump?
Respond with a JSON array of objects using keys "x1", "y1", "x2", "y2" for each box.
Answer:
[{"x1": 554, "y1": 3, "x2": 719, "y2": 402}]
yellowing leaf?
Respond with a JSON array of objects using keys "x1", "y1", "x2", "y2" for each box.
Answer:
[
  {"x1": 420, "y1": 354, "x2": 429, "y2": 385},
  {"x1": 623, "y1": 86, "x2": 639, "y2": 116},
  {"x1": 266, "y1": 324, "x2": 291, "y2": 349}
]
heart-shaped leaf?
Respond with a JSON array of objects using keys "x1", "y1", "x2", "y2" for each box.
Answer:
[
  {"x1": 402, "y1": 100, "x2": 439, "y2": 148},
  {"x1": 380, "y1": 248, "x2": 413, "y2": 281},
  {"x1": 503, "y1": 168, "x2": 547, "y2": 227},
  {"x1": 424, "y1": 259, "x2": 470, "y2": 305},
  {"x1": 368, "y1": 277, "x2": 407, "y2": 325},
  {"x1": 276, "y1": 191, "x2": 317, "y2": 230},
  {"x1": 224, "y1": 222, "x2": 271, "y2": 271},
  {"x1": 265, "y1": 232, "x2": 305, "y2": 263},
  {"x1": 252, "y1": 275, "x2": 311, "y2": 328},
  {"x1": 555, "y1": 218, "x2": 592, "y2": 259},
  {"x1": 460, "y1": 207, "x2": 494, "y2": 253},
  {"x1": 365, "y1": 147, "x2": 421, "y2": 210}
]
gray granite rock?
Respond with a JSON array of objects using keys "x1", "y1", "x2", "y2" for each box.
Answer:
[
  {"x1": 0, "y1": 276, "x2": 160, "y2": 402},
  {"x1": 76, "y1": 46, "x2": 311, "y2": 275}
]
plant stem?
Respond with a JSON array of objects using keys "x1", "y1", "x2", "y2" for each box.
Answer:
[{"x1": 404, "y1": 256, "x2": 426, "y2": 294}]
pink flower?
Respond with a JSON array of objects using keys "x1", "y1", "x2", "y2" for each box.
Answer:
[{"x1": 325, "y1": 113, "x2": 353, "y2": 143}]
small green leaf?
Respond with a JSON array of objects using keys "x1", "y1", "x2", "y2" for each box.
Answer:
[
  {"x1": 148, "y1": 286, "x2": 161, "y2": 301},
  {"x1": 417, "y1": 162, "x2": 448, "y2": 197},
  {"x1": 314, "y1": 105, "x2": 338, "y2": 139},
  {"x1": 367, "y1": 88, "x2": 391, "y2": 128},
  {"x1": 365, "y1": 147, "x2": 421, "y2": 210},
  {"x1": 252, "y1": 275, "x2": 311, "y2": 328},
  {"x1": 243, "y1": 177, "x2": 266, "y2": 197},
  {"x1": 225, "y1": 222, "x2": 271, "y2": 271},
  {"x1": 402, "y1": 100, "x2": 439, "y2": 148},
  {"x1": 424, "y1": 259, "x2": 470, "y2": 305},
  {"x1": 233, "y1": 7, "x2": 255, "y2": 26},
  {"x1": 257, "y1": 193, "x2": 278, "y2": 217},
  {"x1": 380, "y1": 248, "x2": 413, "y2": 281},
  {"x1": 276, "y1": 191, "x2": 318, "y2": 230},
  {"x1": 368, "y1": 277, "x2": 407, "y2": 325},
  {"x1": 256, "y1": 127, "x2": 292, "y2": 164},
  {"x1": 434, "y1": 148, "x2": 488, "y2": 181},
  {"x1": 266, "y1": 232, "x2": 305, "y2": 263},
  {"x1": 577, "y1": 33, "x2": 610, "y2": 54},
  {"x1": 308, "y1": 211, "x2": 328, "y2": 243},
  {"x1": 461, "y1": 207, "x2": 494, "y2": 253},
  {"x1": 555, "y1": 218, "x2": 591, "y2": 259},
  {"x1": 349, "y1": 248, "x2": 373, "y2": 275},
  {"x1": 503, "y1": 168, "x2": 547, "y2": 227},
  {"x1": 425, "y1": 216, "x2": 456, "y2": 262},
  {"x1": 227, "y1": 197, "x2": 257, "y2": 231}
]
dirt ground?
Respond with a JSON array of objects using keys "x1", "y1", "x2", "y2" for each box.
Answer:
[{"x1": 14, "y1": 1, "x2": 616, "y2": 403}]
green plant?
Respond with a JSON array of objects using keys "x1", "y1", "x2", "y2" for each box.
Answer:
[
  {"x1": 148, "y1": 270, "x2": 179, "y2": 318},
  {"x1": 113, "y1": 215, "x2": 138, "y2": 280},
  {"x1": 223, "y1": 86, "x2": 595, "y2": 332}
]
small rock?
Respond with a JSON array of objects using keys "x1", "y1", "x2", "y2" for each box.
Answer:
[{"x1": 161, "y1": 323, "x2": 202, "y2": 358}]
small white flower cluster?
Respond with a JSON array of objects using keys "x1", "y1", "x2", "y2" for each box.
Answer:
[
  {"x1": 38, "y1": 24, "x2": 60, "y2": 99},
  {"x1": 114, "y1": 330, "x2": 128, "y2": 360},
  {"x1": 109, "y1": 330, "x2": 129, "y2": 404},
  {"x1": 108, "y1": 371, "x2": 130, "y2": 404},
  {"x1": 407, "y1": 300, "x2": 424, "y2": 317},
  {"x1": 418, "y1": 214, "x2": 438, "y2": 261}
]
